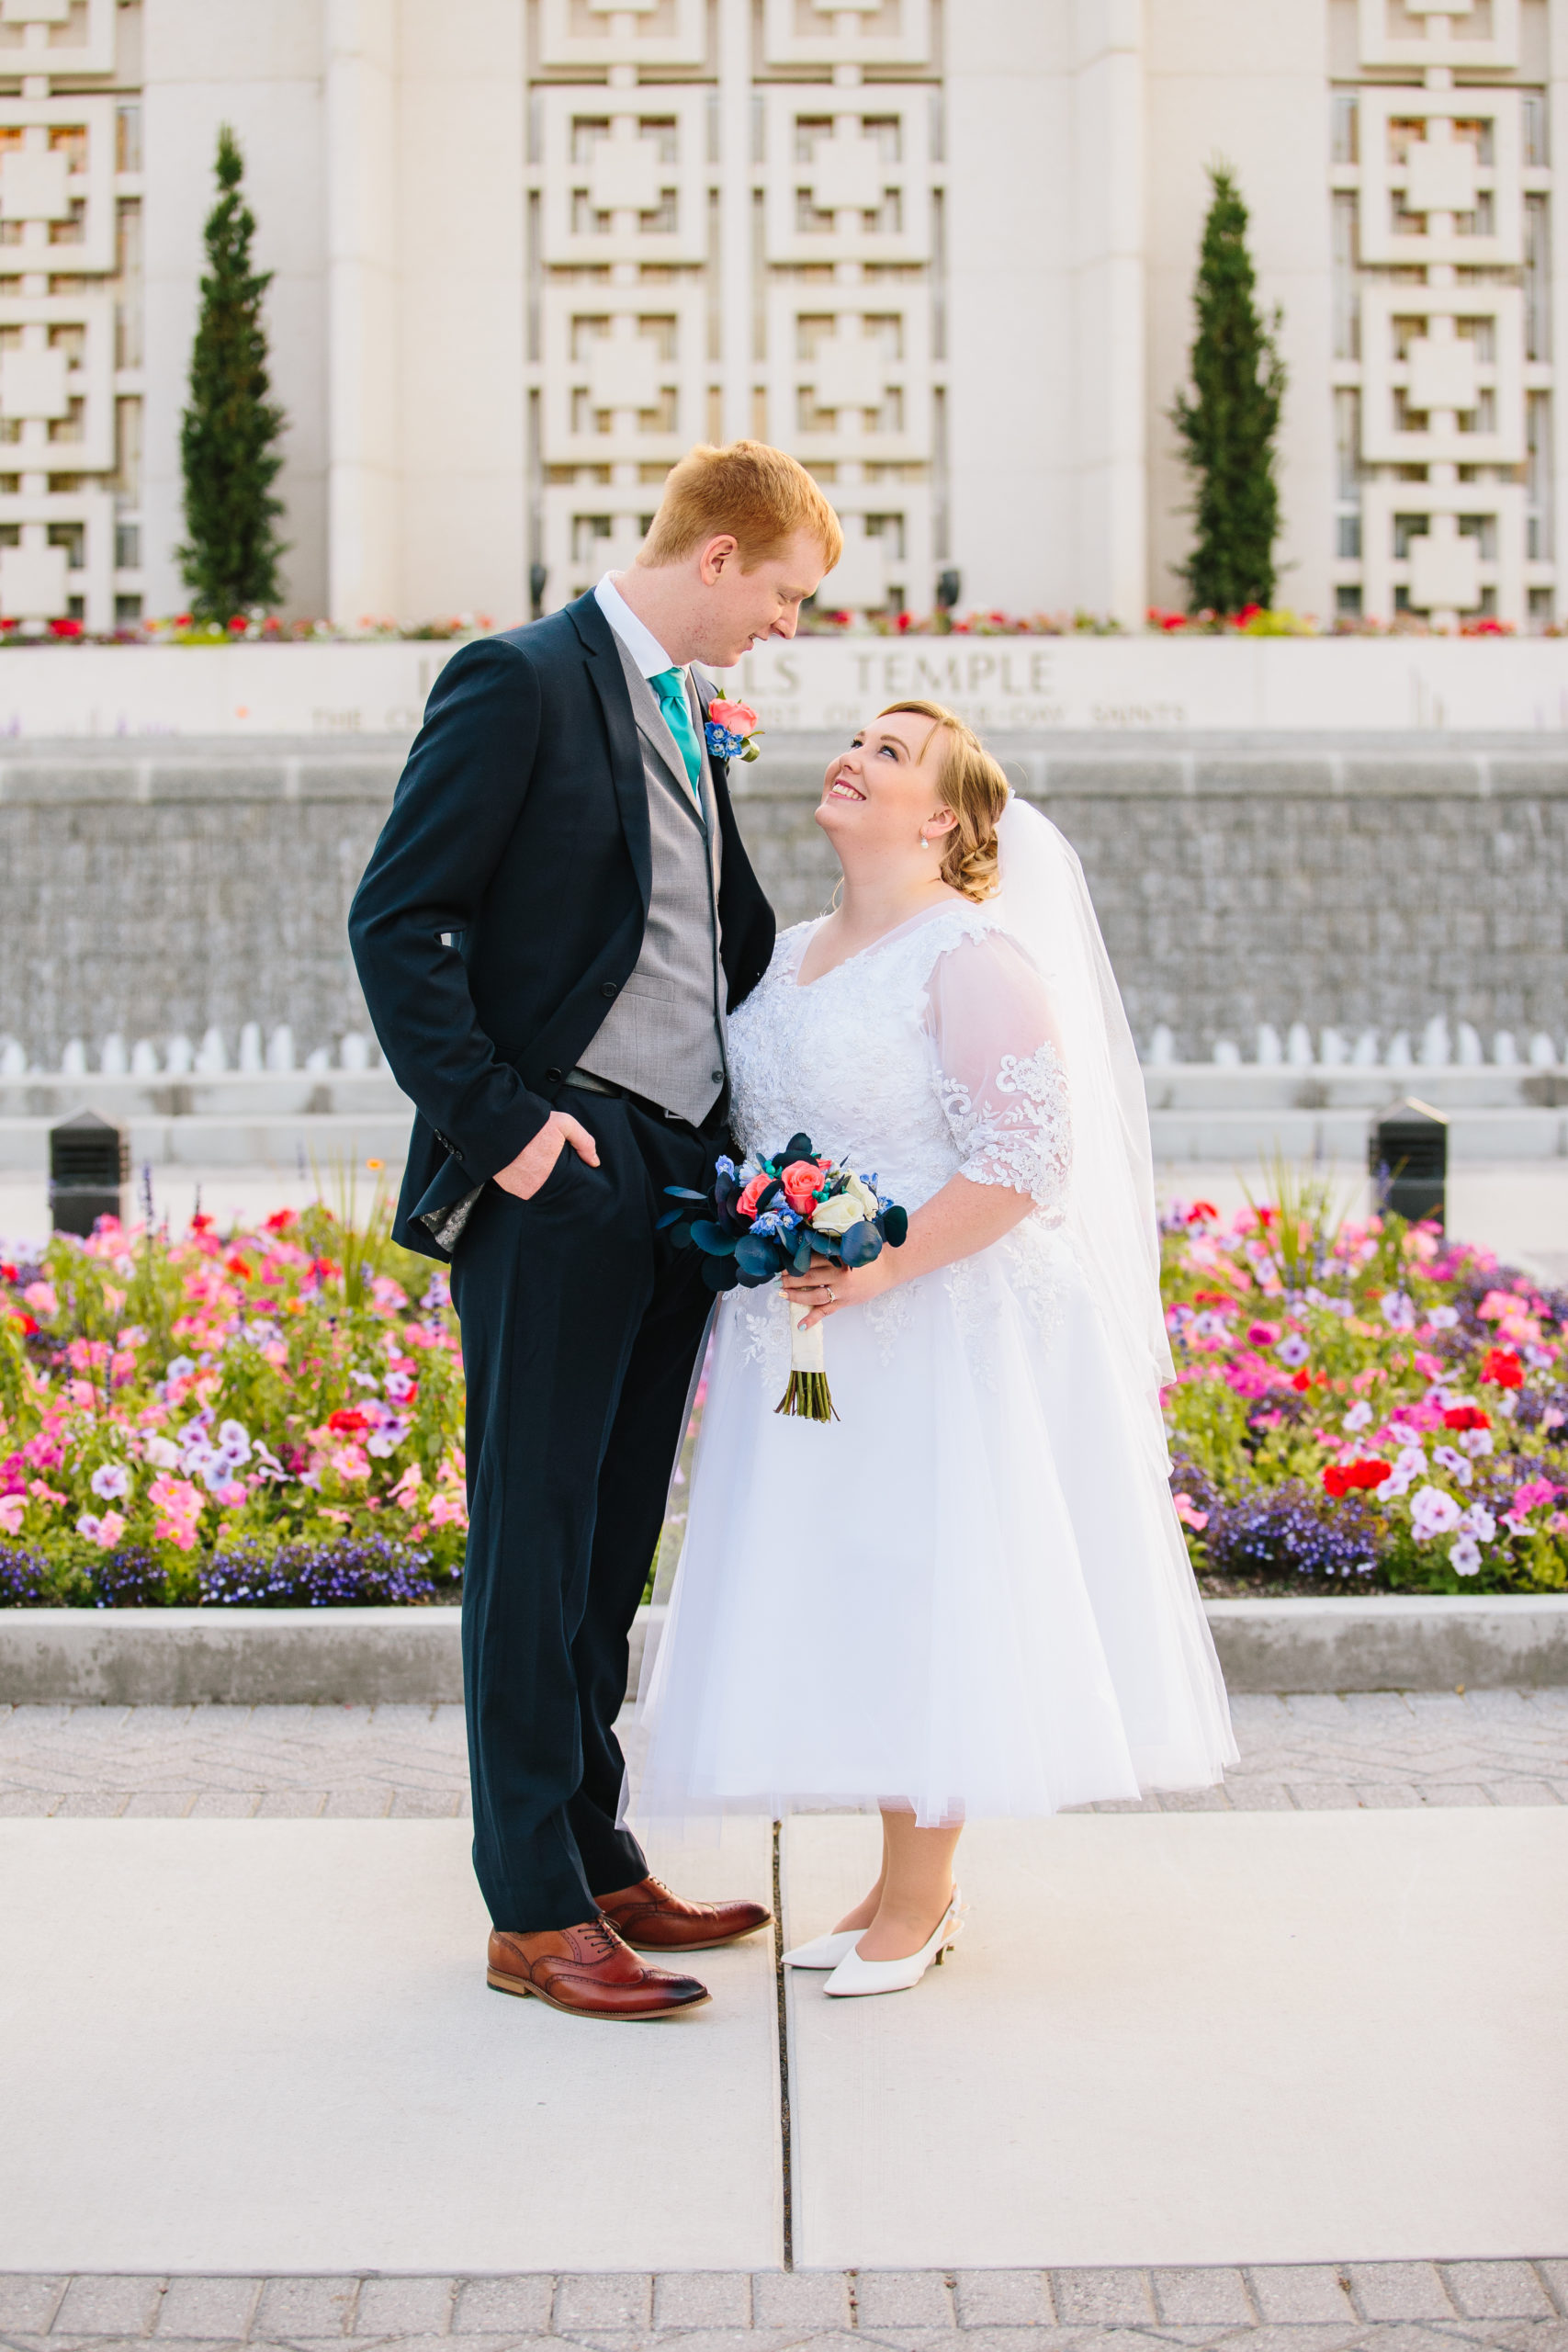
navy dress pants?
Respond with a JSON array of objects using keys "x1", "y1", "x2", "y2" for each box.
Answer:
[{"x1": 449, "y1": 1092, "x2": 719, "y2": 1931}]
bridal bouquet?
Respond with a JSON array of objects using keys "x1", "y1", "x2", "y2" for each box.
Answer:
[{"x1": 661, "y1": 1134, "x2": 907, "y2": 1421}]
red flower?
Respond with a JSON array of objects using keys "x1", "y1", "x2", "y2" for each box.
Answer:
[
  {"x1": 1324, "y1": 1458, "x2": 1393, "y2": 1498},
  {"x1": 189, "y1": 1211, "x2": 215, "y2": 1233},
  {"x1": 1, "y1": 1261, "x2": 17, "y2": 1283},
  {"x1": 1185, "y1": 1200, "x2": 1220, "y2": 1225},
  {"x1": 10, "y1": 1311, "x2": 38, "y2": 1337},
  {"x1": 1291, "y1": 1370, "x2": 1312, "y2": 1392},
  {"x1": 327, "y1": 1408, "x2": 368, "y2": 1434},
  {"x1": 224, "y1": 1254, "x2": 252, "y2": 1281},
  {"x1": 228, "y1": 613, "x2": 249, "y2": 633},
  {"x1": 734, "y1": 1172, "x2": 771, "y2": 1221},
  {"x1": 311, "y1": 1256, "x2": 340, "y2": 1281},
  {"x1": 262, "y1": 1208, "x2": 295, "y2": 1232},
  {"x1": 1480, "y1": 1347, "x2": 1525, "y2": 1389},
  {"x1": 48, "y1": 617, "x2": 83, "y2": 639},
  {"x1": 1442, "y1": 1404, "x2": 1490, "y2": 1431}
]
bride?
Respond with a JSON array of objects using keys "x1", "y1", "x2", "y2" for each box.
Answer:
[{"x1": 637, "y1": 698, "x2": 1236, "y2": 1997}]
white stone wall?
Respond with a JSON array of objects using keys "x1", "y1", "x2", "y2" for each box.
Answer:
[
  {"x1": 3, "y1": 0, "x2": 1559, "y2": 632},
  {"x1": 142, "y1": 0, "x2": 328, "y2": 619},
  {"x1": 1145, "y1": 0, "x2": 1336, "y2": 622}
]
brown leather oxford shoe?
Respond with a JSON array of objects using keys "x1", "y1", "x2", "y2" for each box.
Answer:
[
  {"x1": 595, "y1": 1871, "x2": 773, "y2": 1953},
  {"x1": 487, "y1": 1917, "x2": 710, "y2": 2018}
]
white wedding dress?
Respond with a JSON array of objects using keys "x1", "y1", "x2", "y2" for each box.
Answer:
[{"x1": 637, "y1": 894, "x2": 1236, "y2": 1827}]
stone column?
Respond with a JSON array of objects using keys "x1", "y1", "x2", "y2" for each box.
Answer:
[
  {"x1": 1072, "y1": 0, "x2": 1147, "y2": 628},
  {"x1": 326, "y1": 0, "x2": 400, "y2": 622}
]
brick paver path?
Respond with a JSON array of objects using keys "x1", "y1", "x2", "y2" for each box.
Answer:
[
  {"x1": 2, "y1": 2263, "x2": 1566, "y2": 2349},
  {"x1": 2, "y1": 1688, "x2": 1565, "y2": 1817}
]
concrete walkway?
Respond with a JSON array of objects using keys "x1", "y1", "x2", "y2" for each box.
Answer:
[
  {"x1": 2, "y1": 1804, "x2": 1565, "y2": 2275},
  {"x1": 2, "y1": 1703, "x2": 1566, "y2": 2283},
  {"x1": 4, "y1": 1689, "x2": 1566, "y2": 1816},
  {"x1": 4, "y1": 2259, "x2": 1568, "y2": 2347}
]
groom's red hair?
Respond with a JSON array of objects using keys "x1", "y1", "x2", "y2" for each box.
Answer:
[{"x1": 639, "y1": 440, "x2": 844, "y2": 572}]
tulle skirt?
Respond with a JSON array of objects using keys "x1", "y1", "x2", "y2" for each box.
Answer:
[{"x1": 636, "y1": 1223, "x2": 1237, "y2": 1828}]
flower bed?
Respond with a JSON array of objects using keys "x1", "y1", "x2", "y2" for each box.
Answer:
[
  {"x1": 3, "y1": 1186, "x2": 1564, "y2": 1606},
  {"x1": 0, "y1": 1201, "x2": 467, "y2": 1607},
  {"x1": 1162, "y1": 1183, "x2": 1567, "y2": 1595}
]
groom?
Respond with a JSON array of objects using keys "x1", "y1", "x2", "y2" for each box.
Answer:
[{"x1": 350, "y1": 443, "x2": 840, "y2": 2018}]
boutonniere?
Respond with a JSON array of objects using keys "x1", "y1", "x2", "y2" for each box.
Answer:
[{"x1": 704, "y1": 697, "x2": 762, "y2": 764}]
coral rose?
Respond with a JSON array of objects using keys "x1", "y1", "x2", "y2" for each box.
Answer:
[
  {"x1": 780, "y1": 1158, "x2": 831, "y2": 1213},
  {"x1": 734, "y1": 1172, "x2": 772, "y2": 1220},
  {"x1": 707, "y1": 697, "x2": 758, "y2": 734}
]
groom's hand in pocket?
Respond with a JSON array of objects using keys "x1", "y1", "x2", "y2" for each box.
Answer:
[{"x1": 492, "y1": 1110, "x2": 601, "y2": 1200}]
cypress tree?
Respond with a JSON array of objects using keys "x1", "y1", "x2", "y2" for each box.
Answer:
[
  {"x1": 178, "y1": 126, "x2": 287, "y2": 617},
  {"x1": 1170, "y1": 162, "x2": 1286, "y2": 614}
]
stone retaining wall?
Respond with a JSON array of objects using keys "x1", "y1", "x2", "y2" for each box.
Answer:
[{"x1": 0, "y1": 732, "x2": 1563, "y2": 1066}]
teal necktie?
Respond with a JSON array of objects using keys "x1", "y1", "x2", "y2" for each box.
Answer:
[{"x1": 649, "y1": 666, "x2": 703, "y2": 798}]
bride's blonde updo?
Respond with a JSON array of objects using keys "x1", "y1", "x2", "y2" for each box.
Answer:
[{"x1": 880, "y1": 698, "x2": 1009, "y2": 902}]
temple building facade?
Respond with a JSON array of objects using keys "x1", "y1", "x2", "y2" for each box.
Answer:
[{"x1": 4, "y1": 0, "x2": 1565, "y2": 631}]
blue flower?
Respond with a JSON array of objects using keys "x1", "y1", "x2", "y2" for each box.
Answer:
[{"x1": 705, "y1": 721, "x2": 749, "y2": 761}]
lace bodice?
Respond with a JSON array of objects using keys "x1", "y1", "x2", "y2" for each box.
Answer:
[{"x1": 728, "y1": 901, "x2": 1071, "y2": 1217}]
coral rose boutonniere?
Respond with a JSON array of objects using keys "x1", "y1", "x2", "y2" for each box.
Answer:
[{"x1": 705, "y1": 696, "x2": 762, "y2": 763}]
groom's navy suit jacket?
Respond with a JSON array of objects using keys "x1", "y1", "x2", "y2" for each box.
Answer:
[{"x1": 348, "y1": 591, "x2": 776, "y2": 1261}]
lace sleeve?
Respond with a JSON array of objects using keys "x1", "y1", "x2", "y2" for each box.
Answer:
[{"x1": 924, "y1": 927, "x2": 1071, "y2": 1213}]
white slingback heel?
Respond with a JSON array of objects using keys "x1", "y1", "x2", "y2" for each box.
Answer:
[
  {"x1": 821, "y1": 1889, "x2": 966, "y2": 1998},
  {"x1": 780, "y1": 1927, "x2": 864, "y2": 1970}
]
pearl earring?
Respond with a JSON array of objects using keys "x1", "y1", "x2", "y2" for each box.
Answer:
[{"x1": 919, "y1": 832, "x2": 931, "y2": 850}]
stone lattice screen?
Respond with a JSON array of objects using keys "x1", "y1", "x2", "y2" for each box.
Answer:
[
  {"x1": 0, "y1": 739, "x2": 1562, "y2": 1071},
  {"x1": 536, "y1": 0, "x2": 940, "y2": 617},
  {"x1": 0, "y1": 0, "x2": 142, "y2": 632},
  {"x1": 1334, "y1": 0, "x2": 1557, "y2": 628}
]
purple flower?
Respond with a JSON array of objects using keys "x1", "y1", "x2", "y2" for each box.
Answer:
[
  {"x1": 90, "y1": 1462, "x2": 131, "y2": 1500},
  {"x1": 199, "y1": 1536, "x2": 445, "y2": 1608},
  {"x1": 1410, "y1": 1485, "x2": 1461, "y2": 1540},
  {"x1": 1275, "y1": 1333, "x2": 1311, "y2": 1367}
]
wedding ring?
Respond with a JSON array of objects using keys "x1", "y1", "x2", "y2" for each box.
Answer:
[{"x1": 824, "y1": 1285, "x2": 836, "y2": 1304}]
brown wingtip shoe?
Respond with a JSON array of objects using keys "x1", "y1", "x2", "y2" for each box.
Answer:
[
  {"x1": 487, "y1": 1917, "x2": 711, "y2": 2018},
  {"x1": 596, "y1": 1872, "x2": 773, "y2": 1953}
]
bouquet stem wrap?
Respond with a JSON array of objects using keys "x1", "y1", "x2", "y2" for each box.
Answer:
[{"x1": 777, "y1": 1299, "x2": 838, "y2": 1423}]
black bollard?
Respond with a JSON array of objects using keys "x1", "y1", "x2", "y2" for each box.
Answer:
[
  {"x1": 50, "y1": 1108, "x2": 128, "y2": 1236},
  {"x1": 1369, "y1": 1097, "x2": 1448, "y2": 1229}
]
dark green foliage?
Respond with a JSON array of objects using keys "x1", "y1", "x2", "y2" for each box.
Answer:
[
  {"x1": 178, "y1": 126, "x2": 287, "y2": 617},
  {"x1": 1170, "y1": 162, "x2": 1286, "y2": 614}
]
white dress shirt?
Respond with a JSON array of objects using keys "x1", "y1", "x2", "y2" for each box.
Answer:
[{"x1": 594, "y1": 571, "x2": 679, "y2": 681}]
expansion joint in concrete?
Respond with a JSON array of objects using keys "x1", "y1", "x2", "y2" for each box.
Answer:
[{"x1": 772, "y1": 1817, "x2": 794, "y2": 2272}]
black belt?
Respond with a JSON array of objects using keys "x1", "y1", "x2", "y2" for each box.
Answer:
[{"x1": 561, "y1": 1067, "x2": 728, "y2": 1133}]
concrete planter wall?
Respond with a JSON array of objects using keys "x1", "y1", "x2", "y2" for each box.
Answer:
[
  {"x1": 0, "y1": 636, "x2": 1565, "y2": 737},
  {"x1": 2, "y1": 1595, "x2": 1564, "y2": 1706}
]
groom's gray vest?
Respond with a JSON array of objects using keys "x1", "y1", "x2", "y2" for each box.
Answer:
[{"x1": 577, "y1": 631, "x2": 728, "y2": 1126}]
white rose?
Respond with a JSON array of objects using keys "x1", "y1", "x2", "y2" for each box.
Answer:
[{"x1": 809, "y1": 1174, "x2": 879, "y2": 1236}]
